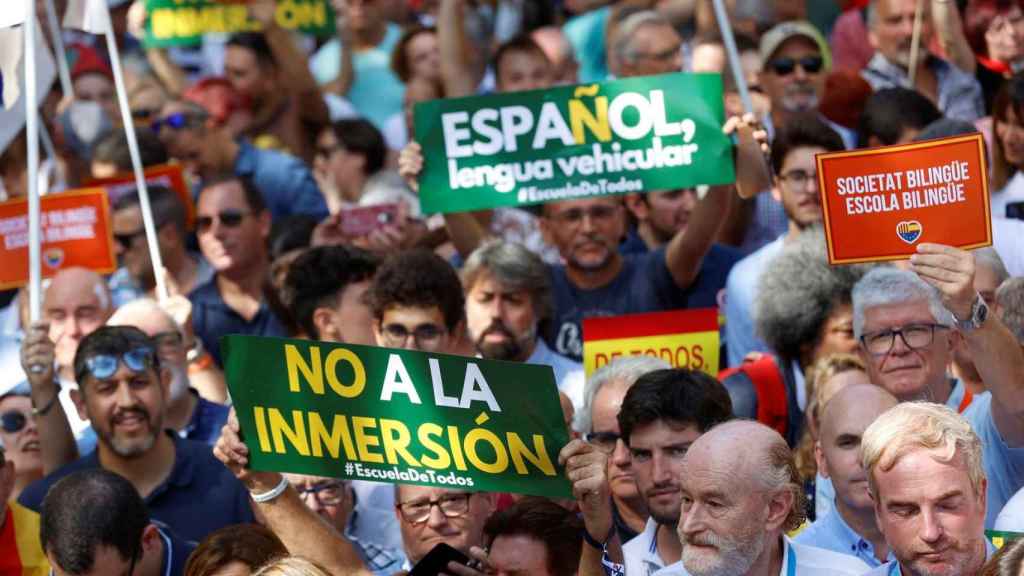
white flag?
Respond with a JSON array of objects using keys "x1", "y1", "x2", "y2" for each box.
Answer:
[
  {"x1": 0, "y1": 3, "x2": 27, "y2": 29},
  {"x1": 0, "y1": 28, "x2": 24, "y2": 109},
  {"x1": 63, "y1": 0, "x2": 110, "y2": 34},
  {"x1": 0, "y1": 20, "x2": 56, "y2": 152}
]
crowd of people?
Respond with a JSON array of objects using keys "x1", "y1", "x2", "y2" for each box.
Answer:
[{"x1": 3, "y1": 0, "x2": 1024, "y2": 574}]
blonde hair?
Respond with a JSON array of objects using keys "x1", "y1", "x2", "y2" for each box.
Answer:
[
  {"x1": 252, "y1": 557, "x2": 332, "y2": 576},
  {"x1": 861, "y1": 402, "x2": 985, "y2": 496},
  {"x1": 794, "y1": 353, "x2": 867, "y2": 481}
]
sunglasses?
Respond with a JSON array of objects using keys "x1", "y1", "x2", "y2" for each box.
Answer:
[
  {"x1": 83, "y1": 347, "x2": 155, "y2": 381},
  {"x1": 767, "y1": 55, "x2": 824, "y2": 76},
  {"x1": 1, "y1": 411, "x2": 28, "y2": 433},
  {"x1": 196, "y1": 210, "x2": 250, "y2": 233},
  {"x1": 150, "y1": 112, "x2": 189, "y2": 133},
  {"x1": 114, "y1": 228, "x2": 145, "y2": 250}
]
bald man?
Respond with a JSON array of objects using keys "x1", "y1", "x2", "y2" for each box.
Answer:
[
  {"x1": 796, "y1": 385, "x2": 898, "y2": 567},
  {"x1": 108, "y1": 299, "x2": 228, "y2": 445},
  {"x1": 676, "y1": 421, "x2": 868, "y2": 576}
]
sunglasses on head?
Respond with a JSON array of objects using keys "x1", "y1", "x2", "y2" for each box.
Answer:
[
  {"x1": 196, "y1": 210, "x2": 250, "y2": 233},
  {"x1": 150, "y1": 112, "x2": 190, "y2": 133},
  {"x1": 767, "y1": 55, "x2": 824, "y2": 76},
  {"x1": 83, "y1": 347, "x2": 155, "y2": 381},
  {"x1": 1, "y1": 411, "x2": 27, "y2": 433}
]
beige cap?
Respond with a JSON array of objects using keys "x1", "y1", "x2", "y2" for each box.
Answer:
[{"x1": 759, "y1": 20, "x2": 833, "y2": 70}]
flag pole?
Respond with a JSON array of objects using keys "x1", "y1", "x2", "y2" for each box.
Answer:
[
  {"x1": 24, "y1": 6, "x2": 42, "y2": 324},
  {"x1": 43, "y1": 0, "x2": 72, "y2": 97}
]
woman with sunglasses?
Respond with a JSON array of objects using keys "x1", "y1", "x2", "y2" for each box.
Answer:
[{"x1": 0, "y1": 386, "x2": 42, "y2": 501}]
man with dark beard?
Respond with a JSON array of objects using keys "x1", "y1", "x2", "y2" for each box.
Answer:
[
  {"x1": 461, "y1": 240, "x2": 584, "y2": 407},
  {"x1": 18, "y1": 326, "x2": 253, "y2": 542}
]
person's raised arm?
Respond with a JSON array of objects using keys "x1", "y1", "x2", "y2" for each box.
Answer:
[
  {"x1": 251, "y1": 0, "x2": 330, "y2": 125},
  {"x1": 438, "y1": 0, "x2": 478, "y2": 98},
  {"x1": 213, "y1": 409, "x2": 373, "y2": 575},
  {"x1": 559, "y1": 439, "x2": 623, "y2": 576},
  {"x1": 911, "y1": 244, "x2": 1024, "y2": 444},
  {"x1": 20, "y1": 323, "x2": 77, "y2": 473},
  {"x1": 931, "y1": 0, "x2": 976, "y2": 75},
  {"x1": 323, "y1": 0, "x2": 356, "y2": 97},
  {"x1": 128, "y1": 1, "x2": 187, "y2": 97}
]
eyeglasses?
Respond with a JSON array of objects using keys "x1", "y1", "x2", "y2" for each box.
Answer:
[
  {"x1": 550, "y1": 205, "x2": 620, "y2": 226},
  {"x1": 114, "y1": 228, "x2": 145, "y2": 250},
  {"x1": 397, "y1": 493, "x2": 473, "y2": 525},
  {"x1": 296, "y1": 480, "x2": 348, "y2": 506},
  {"x1": 315, "y1": 144, "x2": 341, "y2": 159},
  {"x1": 635, "y1": 44, "x2": 681, "y2": 63},
  {"x1": 382, "y1": 323, "x2": 446, "y2": 347},
  {"x1": 150, "y1": 112, "x2": 190, "y2": 133},
  {"x1": 778, "y1": 169, "x2": 818, "y2": 192},
  {"x1": 1, "y1": 410, "x2": 28, "y2": 433},
  {"x1": 767, "y1": 55, "x2": 824, "y2": 76},
  {"x1": 196, "y1": 210, "x2": 250, "y2": 233},
  {"x1": 131, "y1": 108, "x2": 159, "y2": 121},
  {"x1": 860, "y1": 324, "x2": 948, "y2": 356},
  {"x1": 583, "y1": 431, "x2": 620, "y2": 454},
  {"x1": 83, "y1": 347, "x2": 156, "y2": 381}
]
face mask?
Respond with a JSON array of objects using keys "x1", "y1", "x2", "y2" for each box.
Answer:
[{"x1": 58, "y1": 99, "x2": 112, "y2": 160}]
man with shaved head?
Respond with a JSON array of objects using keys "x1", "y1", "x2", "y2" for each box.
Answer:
[
  {"x1": 795, "y1": 385, "x2": 898, "y2": 567},
  {"x1": 676, "y1": 420, "x2": 869, "y2": 575}
]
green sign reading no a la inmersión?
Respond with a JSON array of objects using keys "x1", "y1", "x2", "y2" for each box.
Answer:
[
  {"x1": 414, "y1": 72, "x2": 734, "y2": 214},
  {"x1": 144, "y1": 0, "x2": 335, "y2": 48},
  {"x1": 223, "y1": 335, "x2": 572, "y2": 498}
]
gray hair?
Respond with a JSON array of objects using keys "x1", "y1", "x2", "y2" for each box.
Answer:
[
  {"x1": 755, "y1": 228, "x2": 875, "y2": 361},
  {"x1": 974, "y1": 247, "x2": 1010, "y2": 287},
  {"x1": 852, "y1": 267, "x2": 954, "y2": 340},
  {"x1": 612, "y1": 10, "x2": 672, "y2": 64},
  {"x1": 460, "y1": 240, "x2": 553, "y2": 322},
  {"x1": 574, "y1": 355, "x2": 670, "y2": 433},
  {"x1": 996, "y1": 277, "x2": 1024, "y2": 344}
]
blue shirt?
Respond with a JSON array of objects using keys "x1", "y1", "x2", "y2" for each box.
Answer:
[
  {"x1": 18, "y1": 433, "x2": 255, "y2": 543},
  {"x1": 794, "y1": 506, "x2": 894, "y2": 568},
  {"x1": 563, "y1": 6, "x2": 610, "y2": 83},
  {"x1": 545, "y1": 245, "x2": 741, "y2": 362},
  {"x1": 863, "y1": 539, "x2": 996, "y2": 576},
  {"x1": 189, "y1": 277, "x2": 288, "y2": 367},
  {"x1": 179, "y1": 390, "x2": 230, "y2": 446},
  {"x1": 723, "y1": 235, "x2": 784, "y2": 367},
  {"x1": 232, "y1": 140, "x2": 328, "y2": 221},
  {"x1": 157, "y1": 523, "x2": 197, "y2": 576}
]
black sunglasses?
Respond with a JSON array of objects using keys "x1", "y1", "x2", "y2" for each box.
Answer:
[
  {"x1": 196, "y1": 210, "x2": 250, "y2": 233},
  {"x1": 114, "y1": 229, "x2": 145, "y2": 250},
  {"x1": 767, "y1": 55, "x2": 824, "y2": 76},
  {"x1": 1, "y1": 411, "x2": 27, "y2": 433}
]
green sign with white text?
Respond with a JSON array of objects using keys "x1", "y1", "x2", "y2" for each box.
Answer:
[
  {"x1": 143, "y1": 0, "x2": 335, "y2": 48},
  {"x1": 413, "y1": 72, "x2": 734, "y2": 214},
  {"x1": 223, "y1": 335, "x2": 572, "y2": 498}
]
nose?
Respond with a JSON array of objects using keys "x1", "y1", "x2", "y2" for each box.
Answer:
[
  {"x1": 889, "y1": 330, "x2": 912, "y2": 356},
  {"x1": 303, "y1": 491, "x2": 325, "y2": 513},
  {"x1": 679, "y1": 500, "x2": 704, "y2": 537},
  {"x1": 114, "y1": 380, "x2": 138, "y2": 409},
  {"x1": 919, "y1": 507, "x2": 944, "y2": 544},
  {"x1": 64, "y1": 315, "x2": 83, "y2": 338},
  {"x1": 425, "y1": 503, "x2": 448, "y2": 530},
  {"x1": 651, "y1": 454, "x2": 672, "y2": 485},
  {"x1": 612, "y1": 439, "x2": 631, "y2": 469}
]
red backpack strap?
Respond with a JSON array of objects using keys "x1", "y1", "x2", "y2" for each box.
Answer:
[{"x1": 720, "y1": 356, "x2": 788, "y2": 437}]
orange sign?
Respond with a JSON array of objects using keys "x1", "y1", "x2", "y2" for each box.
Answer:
[
  {"x1": 87, "y1": 164, "x2": 196, "y2": 229},
  {"x1": 0, "y1": 189, "x2": 117, "y2": 289},
  {"x1": 816, "y1": 134, "x2": 992, "y2": 264}
]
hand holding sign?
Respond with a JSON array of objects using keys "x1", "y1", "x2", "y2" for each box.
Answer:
[
  {"x1": 20, "y1": 321, "x2": 56, "y2": 383},
  {"x1": 213, "y1": 407, "x2": 285, "y2": 493},
  {"x1": 399, "y1": 141, "x2": 424, "y2": 193},
  {"x1": 910, "y1": 243, "x2": 977, "y2": 320},
  {"x1": 723, "y1": 113, "x2": 771, "y2": 199},
  {"x1": 559, "y1": 439, "x2": 613, "y2": 541}
]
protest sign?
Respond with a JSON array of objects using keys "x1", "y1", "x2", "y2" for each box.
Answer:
[
  {"x1": 987, "y1": 530, "x2": 1024, "y2": 549},
  {"x1": 143, "y1": 0, "x2": 334, "y2": 47},
  {"x1": 582, "y1": 309, "x2": 719, "y2": 377},
  {"x1": 88, "y1": 164, "x2": 195, "y2": 229},
  {"x1": 817, "y1": 134, "x2": 991, "y2": 264},
  {"x1": 223, "y1": 335, "x2": 573, "y2": 498},
  {"x1": 0, "y1": 188, "x2": 115, "y2": 289},
  {"x1": 413, "y1": 73, "x2": 735, "y2": 214}
]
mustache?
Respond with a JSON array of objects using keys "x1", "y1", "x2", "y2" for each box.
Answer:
[{"x1": 111, "y1": 407, "x2": 151, "y2": 425}]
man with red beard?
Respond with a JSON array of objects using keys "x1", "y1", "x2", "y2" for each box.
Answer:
[
  {"x1": 17, "y1": 326, "x2": 254, "y2": 542},
  {"x1": 676, "y1": 420, "x2": 868, "y2": 576}
]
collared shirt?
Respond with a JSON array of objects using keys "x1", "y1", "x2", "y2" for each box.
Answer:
[
  {"x1": 178, "y1": 389, "x2": 230, "y2": 446},
  {"x1": 794, "y1": 505, "x2": 894, "y2": 567},
  {"x1": 19, "y1": 433, "x2": 256, "y2": 542},
  {"x1": 343, "y1": 512, "x2": 405, "y2": 576},
  {"x1": 861, "y1": 53, "x2": 985, "y2": 122},
  {"x1": 189, "y1": 276, "x2": 288, "y2": 367},
  {"x1": 525, "y1": 339, "x2": 585, "y2": 408},
  {"x1": 231, "y1": 140, "x2": 329, "y2": 221},
  {"x1": 863, "y1": 539, "x2": 996, "y2": 575},
  {"x1": 622, "y1": 518, "x2": 671, "y2": 576},
  {"x1": 658, "y1": 537, "x2": 868, "y2": 576},
  {"x1": 156, "y1": 523, "x2": 197, "y2": 576}
]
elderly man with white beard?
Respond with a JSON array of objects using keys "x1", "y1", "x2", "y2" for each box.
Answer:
[{"x1": 674, "y1": 420, "x2": 869, "y2": 576}]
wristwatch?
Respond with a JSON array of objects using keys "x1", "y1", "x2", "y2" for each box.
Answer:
[{"x1": 952, "y1": 293, "x2": 988, "y2": 333}]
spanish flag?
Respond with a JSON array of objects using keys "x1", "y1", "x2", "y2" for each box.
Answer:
[{"x1": 0, "y1": 502, "x2": 49, "y2": 576}]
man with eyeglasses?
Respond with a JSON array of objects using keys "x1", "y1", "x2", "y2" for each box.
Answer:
[
  {"x1": 18, "y1": 326, "x2": 255, "y2": 542},
  {"x1": 851, "y1": 260, "x2": 1024, "y2": 528},
  {"x1": 40, "y1": 469, "x2": 195, "y2": 576},
  {"x1": 189, "y1": 175, "x2": 288, "y2": 368},
  {"x1": 862, "y1": 0, "x2": 985, "y2": 122},
  {"x1": 610, "y1": 11, "x2": 683, "y2": 78}
]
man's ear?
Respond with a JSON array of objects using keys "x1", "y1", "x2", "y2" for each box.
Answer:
[
  {"x1": 71, "y1": 387, "x2": 89, "y2": 422},
  {"x1": 537, "y1": 212, "x2": 556, "y2": 246},
  {"x1": 159, "y1": 367, "x2": 172, "y2": 396},
  {"x1": 623, "y1": 193, "x2": 648, "y2": 221},
  {"x1": 311, "y1": 307, "x2": 336, "y2": 341},
  {"x1": 815, "y1": 440, "x2": 830, "y2": 479},
  {"x1": 764, "y1": 487, "x2": 795, "y2": 532},
  {"x1": 770, "y1": 181, "x2": 783, "y2": 204},
  {"x1": 372, "y1": 319, "x2": 385, "y2": 347}
]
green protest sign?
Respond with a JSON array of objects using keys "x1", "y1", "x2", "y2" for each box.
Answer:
[
  {"x1": 987, "y1": 530, "x2": 1024, "y2": 548},
  {"x1": 413, "y1": 72, "x2": 734, "y2": 214},
  {"x1": 223, "y1": 335, "x2": 573, "y2": 498},
  {"x1": 143, "y1": 0, "x2": 335, "y2": 48}
]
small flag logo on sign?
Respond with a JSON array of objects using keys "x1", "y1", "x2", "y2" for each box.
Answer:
[
  {"x1": 44, "y1": 248, "x2": 64, "y2": 269},
  {"x1": 896, "y1": 220, "x2": 923, "y2": 244}
]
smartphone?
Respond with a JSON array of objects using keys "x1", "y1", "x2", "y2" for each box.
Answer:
[
  {"x1": 408, "y1": 543, "x2": 471, "y2": 576},
  {"x1": 340, "y1": 203, "x2": 399, "y2": 237},
  {"x1": 1007, "y1": 201, "x2": 1024, "y2": 221}
]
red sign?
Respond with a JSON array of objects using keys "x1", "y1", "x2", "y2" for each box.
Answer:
[
  {"x1": 816, "y1": 134, "x2": 992, "y2": 264},
  {"x1": 0, "y1": 189, "x2": 116, "y2": 289}
]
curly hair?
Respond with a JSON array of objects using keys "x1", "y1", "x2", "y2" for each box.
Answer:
[
  {"x1": 364, "y1": 249, "x2": 465, "y2": 331},
  {"x1": 754, "y1": 228, "x2": 874, "y2": 362}
]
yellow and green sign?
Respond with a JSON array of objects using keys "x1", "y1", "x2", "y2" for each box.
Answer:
[
  {"x1": 223, "y1": 335, "x2": 572, "y2": 498},
  {"x1": 583, "y1": 309, "x2": 720, "y2": 377},
  {"x1": 143, "y1": 0, "x2": 335, "y2": 47}
]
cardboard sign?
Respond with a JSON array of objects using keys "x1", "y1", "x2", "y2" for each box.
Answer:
[
  {"x1": 223, "y1": 335, "x2": 573, "y2": 498},
  {"x1": 582, "y1": 309, "x2": 719, "y2": 377},
  {"x1": 143, "y1": 0, "x2": 335, "y2": 47},
  {"x1": 816, "y1": 134, "x2": 992, "y2": 264},
  {"x1": 413, "y1": 73, "x2": 735, "y2": 214},
  {"x1": 87, "y1": 164, "x2": 195, "y2": 229},
  {"x1": 0, "y1": 188, "x2": 115, "y2": 289}
]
